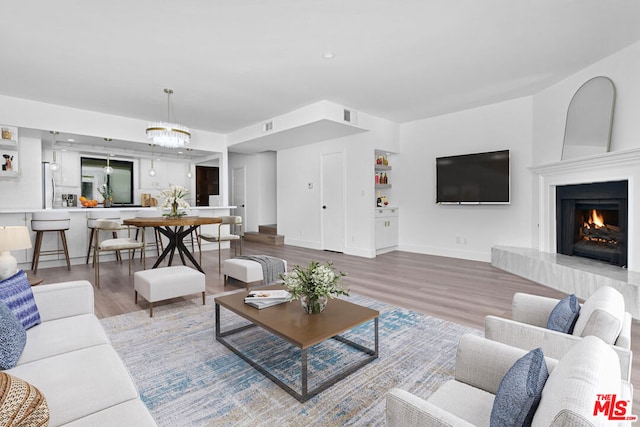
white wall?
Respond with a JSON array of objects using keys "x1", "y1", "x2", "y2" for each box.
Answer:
[
  {"x1": 532, "y1": 40, "x2": 640, "y2": 166},
  {"x1": 277, "y1": 112, "x2": 399, "y2": 257},
  {"x1": 228, "y1": 151, "x2": 277, "y2": 232},
  {"x1": 396, "y1": 97, "x2": 534, "y2": 261},
  {"x1": 258, "y1": 152, "x2": 277, "y2": 226},
  {"x1": 1, "y1": 136, "x2": 43, "y2": 209}
]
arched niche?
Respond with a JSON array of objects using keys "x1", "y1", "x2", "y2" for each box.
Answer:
[{"x1": 562, "y1": 76, "x2": 616, "y2": 160}]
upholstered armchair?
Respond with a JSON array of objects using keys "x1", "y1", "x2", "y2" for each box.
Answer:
[
  {"x1": 386, "y1": 334, "x2": 632, "y2": 427},
  {"x1": 484, "y1": 285, "x2": 632, "y2": 380}
]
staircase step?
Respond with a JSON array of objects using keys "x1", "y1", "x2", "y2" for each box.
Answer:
[
  {"x1": 258, "y1": 224, "x2": 278, "y2": 235},
  {"x1": 244, "y1": 231, "x2": 285, "y2": 245}
]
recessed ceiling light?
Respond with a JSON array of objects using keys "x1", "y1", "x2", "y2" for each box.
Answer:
[
  {"x1": 67, "y1": 138, "x2": 75, "y2": 142},
  {"x1": 322, "y1": 52, "x2": 335, "y2": 60}
]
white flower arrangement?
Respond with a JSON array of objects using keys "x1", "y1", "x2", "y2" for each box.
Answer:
[{"x1": 158, "y1": 185, "x2": 190, "y2": 217}]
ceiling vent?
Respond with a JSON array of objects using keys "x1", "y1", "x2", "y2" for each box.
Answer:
[
  {"x1": 343, "y1": 108, "x2": 358, "y2": 125},
  {"x1": 262, "y1": 121, "x2": 274, "y2": 132}
]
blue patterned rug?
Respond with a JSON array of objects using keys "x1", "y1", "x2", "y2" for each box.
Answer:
[{"x1": 100, "y1": 293, "x2": 481, "y2": 426}]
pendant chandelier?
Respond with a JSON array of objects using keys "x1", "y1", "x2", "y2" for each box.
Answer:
[{"x1": 146, "y1": 88, "x2": 191, "y2": 148}]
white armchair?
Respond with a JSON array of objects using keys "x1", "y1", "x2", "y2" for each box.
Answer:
[
  {"x1": 484, "y1": 286, "x2": 632, "y2": 380},
  {"x1": 386, "y1": 334, "x2": 632, "y2": 427}
]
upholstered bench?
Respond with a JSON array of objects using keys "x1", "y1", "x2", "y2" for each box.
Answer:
[
  {"x1": 222, "y1": 256, "x2": 287, "y2": 289},
  {"x1": 134, "y1": 266, "x2": 205, "y2": 317}
]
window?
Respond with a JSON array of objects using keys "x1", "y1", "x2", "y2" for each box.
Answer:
[{"x1": 81, "y1": 157, "x2": 134, "y2": 204}]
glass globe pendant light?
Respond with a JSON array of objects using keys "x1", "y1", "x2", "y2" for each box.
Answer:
[
  {"x1": 103, "y1": 138, "x2": 113, "y2": 175},
  {"x1": 148, "y1": 143, "x2": 156, "y2": 177},
  {"x1": 49, "y1": 131, "x2": 60, "y2": 172}
]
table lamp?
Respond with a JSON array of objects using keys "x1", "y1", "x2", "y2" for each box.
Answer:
[{"x1": 0, "y1": 226, "x2": 32, "y2": 281}]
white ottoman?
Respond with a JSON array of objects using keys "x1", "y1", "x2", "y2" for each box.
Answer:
[
  {"x1": 223, "y1": 258, "x2": 287, "y2": 289},
  {"x1": 134, "y1": 266, "x2": 206, "y2": 317}
]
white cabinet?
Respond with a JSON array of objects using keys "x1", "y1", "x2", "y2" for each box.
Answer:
[{"x1": 375, "y1": 207, "x2": 399, "y2": 254}]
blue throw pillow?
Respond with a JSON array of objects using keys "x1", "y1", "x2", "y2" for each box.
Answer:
[
  {"x1": 490, "y1": 348, "x2": 548, "y2": 427},
  {"x1": 0, "y1": 270, "x2": 41, "y2": 330},
  {"x1": 546, "y1": 294, "x2": 580, "y2": 334},
  {"x1": 0, "y1": 300, "x2": 26, "y2": 370}
]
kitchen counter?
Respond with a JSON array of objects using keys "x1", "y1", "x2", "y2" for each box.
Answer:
[
  {"x1": 0, "y1": 206, "x2": 236, "y2": 214},
  {"x1": 0, "y1": 206, "x2": 237, "y2": 271}
]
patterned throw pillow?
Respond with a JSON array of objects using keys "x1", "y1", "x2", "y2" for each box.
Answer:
[
  {"x1": 546, "y1": 294, "x2": 580, "y2": 334},
  {"x1": 0, "y1": 270, "x2": 40, "y2": 330},
  {"x1": 0, "y1": 372, "x2": 49, "y2": 426},
  {"x1": 0, "y1": 300, "x2": 26, "y2": 370},
  {"x1": 490, "y1": 348, "x2": 549, "y2": 426}
]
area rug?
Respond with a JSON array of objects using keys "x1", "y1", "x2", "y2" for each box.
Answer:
[{"x1": 100, "y1": 293, "x2": 481, "y2": 426}]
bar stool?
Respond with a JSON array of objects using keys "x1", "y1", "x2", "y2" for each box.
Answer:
[
  {"x1": 31, "y1": 210, "x2": 71, "y2": 275},
  {"x1": 85, "y1": 209, "x2": 124, "y2": 264},
  {"x1": 133, "y1": 209, "x2": 164, "y2": 259}
]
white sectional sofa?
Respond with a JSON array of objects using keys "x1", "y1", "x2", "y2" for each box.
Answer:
[{"x1": 5, "y1": 280, "x2": 157, "y2": 426}]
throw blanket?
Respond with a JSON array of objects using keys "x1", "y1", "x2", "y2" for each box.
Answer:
[{"x1": 236, "y1": 255, "x2": 286, "y2": 284}]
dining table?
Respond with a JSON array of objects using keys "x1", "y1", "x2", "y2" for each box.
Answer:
[{"x1": 123, "y1": 216, "x2": 222, "y2": 273}]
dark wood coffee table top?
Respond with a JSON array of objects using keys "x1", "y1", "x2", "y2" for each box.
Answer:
[{"x1": 215, "y1": 285, "x2": 379, "y2": 349}]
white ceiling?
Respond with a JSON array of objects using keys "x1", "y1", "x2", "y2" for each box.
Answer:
[{"x1": 2, "y1": 0, "x2": 640, "y2": 136}]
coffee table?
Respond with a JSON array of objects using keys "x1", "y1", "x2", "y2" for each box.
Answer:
[{"x1": 215, "y1": 286, "x2": 379, "y2": 402}]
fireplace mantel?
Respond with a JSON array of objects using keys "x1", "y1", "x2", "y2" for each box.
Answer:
[
  {"x1": 491, "y1": 148, "x2": 640, "y2": 318},
  {"x1": 531, "y1": 147, "x2": 640, "y2": 176},
  {"x1": 531, "y1": 147, "x2": 640, "y2": 272}
]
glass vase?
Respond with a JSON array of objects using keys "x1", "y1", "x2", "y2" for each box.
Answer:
[
  {"x1": 169, "y1": 201, "x2": 179, "y2": 218},
  {"x1": 301, "y1": 295, "x2": 328, "y2": 314}
]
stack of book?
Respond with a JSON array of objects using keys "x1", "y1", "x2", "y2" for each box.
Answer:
[{"x1": 244, "y1": 290, "x2": 291, "y2": 309}]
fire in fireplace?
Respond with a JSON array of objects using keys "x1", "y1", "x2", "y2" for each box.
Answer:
[
  {"x1": 556, "y1": 181, "x2": 628, "y2": 267},
  {"x1": 574, "y1": 208, "x2": 623, "y2": 261}
]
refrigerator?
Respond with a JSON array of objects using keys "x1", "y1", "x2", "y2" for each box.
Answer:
[{"x1": 42, "y1": 162, "x2": 55, "y2": 209}]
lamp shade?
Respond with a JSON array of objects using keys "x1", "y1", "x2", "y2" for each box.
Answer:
[{"x1": 0, "y1": 226, "x2": 32, "y2": 251}]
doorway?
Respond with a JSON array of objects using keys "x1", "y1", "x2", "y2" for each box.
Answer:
[
  {"x1": 321, "y1": 152, "x2": 345, "y2": 253},
  {"x1": 232, "y1": 167, "x2": 246, "y2": 230},
  {"x1": 195, "y1": 166, "x2": 219, "y2": 206}
]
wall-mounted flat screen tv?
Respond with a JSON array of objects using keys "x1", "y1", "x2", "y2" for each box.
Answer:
[{"x1": 436, "y1": 149, "x2": 510, "y2": 204}]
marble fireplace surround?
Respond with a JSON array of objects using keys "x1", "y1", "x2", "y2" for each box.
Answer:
[{"x1": 492, "y1": 148, "x2": 640, "y2": 319}]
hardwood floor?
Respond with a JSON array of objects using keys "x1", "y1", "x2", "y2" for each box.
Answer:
[{"x1": 31, "y1": 240, "x2": 639, "y2": 408}]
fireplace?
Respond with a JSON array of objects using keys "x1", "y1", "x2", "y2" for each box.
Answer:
[{"x1": 556, "y1": 180, "x2": 628, "y2": 267}]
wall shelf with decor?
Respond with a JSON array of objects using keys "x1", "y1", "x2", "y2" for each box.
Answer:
[
  {"x1": 374, "y1": 150, "x2": 395, "y2": 207},
  {"x1": 0, "y1": 125, "x2": 19, "y2": 179}
]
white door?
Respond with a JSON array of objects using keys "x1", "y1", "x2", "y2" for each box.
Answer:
[
  {"x1": 232, "y1": 167, "x2": 246, "y2": 234},
  {"x1": 321, "y1": 152, "x2": 345, "y2": 252}
]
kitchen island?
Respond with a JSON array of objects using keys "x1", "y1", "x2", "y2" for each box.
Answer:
[{"x1": 0, "y1": 206, "x2": 236, "y2": 271}]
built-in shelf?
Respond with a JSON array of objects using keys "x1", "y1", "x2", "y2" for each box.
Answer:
[
  {"x1": 0, "y1": 139, "x2": 17, "y2": 149},
  {"x1": 0, "y1": 125, "x2": 19, "y2": 177},
  {"x1": 375, "y1": 164, "x2": 392, "y2": 171},
  {"x1": 375, "y1": 184, "x2": 392, "y2": 189},
  {"x1": 0, "y1": 170, "x2": 19, "y2": 179}
]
